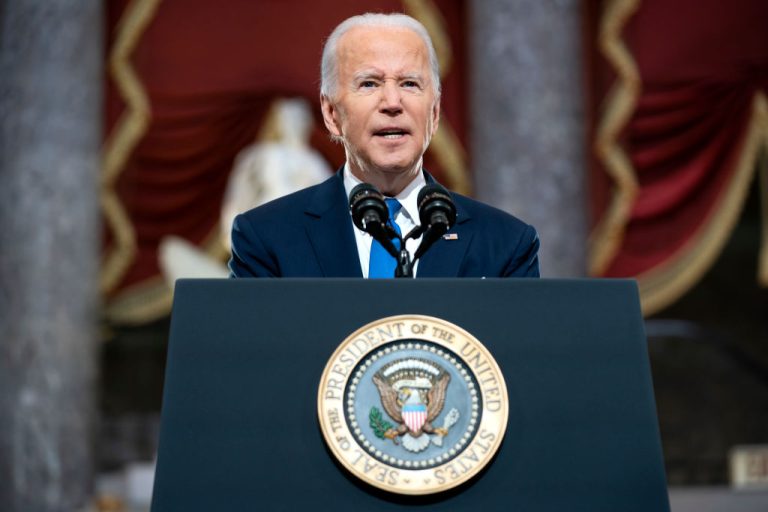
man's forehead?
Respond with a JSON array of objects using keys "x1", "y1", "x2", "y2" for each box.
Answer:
[
  {"x1": 337, "y1": 25, "x2": 428, "y2": 58},
  {"x1": 341, "y1": 23, "x2": 421, "y2": 40},
  {"x1": 336, "y1": 27, "x2": 429, "y2": 80}
]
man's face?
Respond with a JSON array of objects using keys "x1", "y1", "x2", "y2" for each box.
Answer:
[{"x1": 321, "y1": 26, "x2": 440, "y2": 185}]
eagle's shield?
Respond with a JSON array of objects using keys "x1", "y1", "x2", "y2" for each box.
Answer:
[{"x1": 402, "y1": 403, "x2": 428, "y2": 433}]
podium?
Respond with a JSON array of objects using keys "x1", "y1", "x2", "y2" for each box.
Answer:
[{"x1": 151, "y1": 278, "x2": 669, "y2": 511}]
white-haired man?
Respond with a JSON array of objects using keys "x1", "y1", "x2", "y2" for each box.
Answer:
[{"x1": 229, "y1": 13, "x2": 539, "y2": 278}]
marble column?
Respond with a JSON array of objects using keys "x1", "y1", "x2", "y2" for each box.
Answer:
[
  {"x1": 470, "y1": 0, "x2": 588, "y2": 277},
  {"x1": 0, "y1": 1, "x2": 102, "y2": 511}
]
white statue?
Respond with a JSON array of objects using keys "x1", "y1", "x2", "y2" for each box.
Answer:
[
  {"x1": 159, "y1": 98, "x2": 332, "y2": 283},
  {"x1": 220, "y1": 97, "x2": 332, "y2": 251}
]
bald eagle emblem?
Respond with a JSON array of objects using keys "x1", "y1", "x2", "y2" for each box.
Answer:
[{"x1": 370, "y1": 358, "x2": 460, "y2": 453}]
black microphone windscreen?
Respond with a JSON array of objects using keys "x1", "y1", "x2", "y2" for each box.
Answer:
[
  {"x1": 349, "y1": 182, "x2": 387, "y2": 232},
  {"x1": 417, "y1": 183, "x2": 456, "y2": 229}
]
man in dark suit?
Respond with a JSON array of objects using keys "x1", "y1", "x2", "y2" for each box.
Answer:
[{"x1": 229, "y1": 13, "x2": 539, "y2": 278}]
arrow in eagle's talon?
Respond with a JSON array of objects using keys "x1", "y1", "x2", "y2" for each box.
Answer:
[{"x1": 384, "y1": 430, "x2": 400, "y2": 444}]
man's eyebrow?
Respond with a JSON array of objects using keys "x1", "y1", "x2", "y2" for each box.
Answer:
[
  {"x1": 351, "y1": 71, "x2": 425, "y2": 82},
  {"x1": 353, "y1": 70, "x2": 383, "y2": 82},
  {"x1": 400, "y1": 73, "x2": 425, "y2": 82}
]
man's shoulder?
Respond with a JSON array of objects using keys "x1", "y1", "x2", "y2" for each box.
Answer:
[
  {"x1": 451, "y1": 192, "x2": 533, "y2": 232},
  {"x1": 449, "y1": 192, "x2": 540, "y2": 277}
]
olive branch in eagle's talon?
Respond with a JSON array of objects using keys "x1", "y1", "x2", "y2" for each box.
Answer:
[{"x1": 369, "y1": 406, "x2": 399, "y2": 445}]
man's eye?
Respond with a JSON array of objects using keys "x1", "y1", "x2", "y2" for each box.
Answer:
[
  {"x1": 360, "y1": 80, "x2": 377, "y2": 88},
  {"x1": 402, "y1": 81, "x2": 420, "y2": 88}
]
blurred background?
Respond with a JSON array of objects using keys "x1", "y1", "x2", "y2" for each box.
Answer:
[{"x1": 1, "y1": 0, "x2": 766, "y2": 510}]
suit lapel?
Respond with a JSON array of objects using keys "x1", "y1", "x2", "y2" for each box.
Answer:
[
  {"x1": 303, "y1": 172, "x2": 363, "y2": 277},
  {"x1": 417, "y1": 195, "x2": 472, "y2": 277}
]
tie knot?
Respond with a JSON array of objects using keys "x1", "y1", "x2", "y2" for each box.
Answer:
[{"x1": 385, "y1": 198, "x2": 402, "y2": 222}]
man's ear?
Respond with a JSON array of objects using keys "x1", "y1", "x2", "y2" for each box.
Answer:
[
  {"x1": 430, "y1": 100, "x2": 441, "y2": 137},
  {"x1": 320, "y1": 95, "x2": 342, "y2": 137}
]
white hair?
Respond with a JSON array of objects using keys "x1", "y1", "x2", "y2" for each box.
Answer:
[{"x1": 320, "y1": 13, "x2": 441, "y2": 100}]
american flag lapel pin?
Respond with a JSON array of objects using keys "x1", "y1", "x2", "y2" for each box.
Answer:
[{"x1": 443, "y1": 233, "x2": 459, "y2": 241}]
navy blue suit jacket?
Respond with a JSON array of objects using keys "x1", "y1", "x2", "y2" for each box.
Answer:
[{"x1": 228, "y1": 171, "x2": 539, "y2": 278}]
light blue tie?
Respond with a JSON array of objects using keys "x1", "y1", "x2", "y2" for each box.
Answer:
[{"x1": 368, "y1": 198, "x2": 402, "y2": 278}]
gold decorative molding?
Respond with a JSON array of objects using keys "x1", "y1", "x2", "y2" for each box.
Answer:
[
  {"x1": 638, "y1": 92, "x2": 768, "y2": 315},
  {"x1": 101, "y1": 0, "x2": 162, "y2": 294},
  {"x1": 104, "y1": 275, "x2": 173, "y2": 325},
  {"x1": 589, "y1": 0, "x2": 641, "y2": 276},
  {"x1": 758, "y1": 99, "x2": 768, "y2": 287},
  {"x1": 430, "y1": 124, "x2": 470, "y2": 194}
]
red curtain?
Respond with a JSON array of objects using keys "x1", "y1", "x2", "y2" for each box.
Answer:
[
  {"x1": 103, "y1": 0, "x2": 468, "y2": 323},
  {"x1": 586, "y1": 0, "x2": 768, "y2": 313}
]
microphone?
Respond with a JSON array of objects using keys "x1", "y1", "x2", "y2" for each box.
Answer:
[
  {"x1": 349, "y1": 183, "x2": 387, "y2": 232},
  {"x1": 348, "y1": 183, "x2": 399, "y2": 257},
  {"x1": 414, "y1": 184, "x2": 457, "y2": 260}
]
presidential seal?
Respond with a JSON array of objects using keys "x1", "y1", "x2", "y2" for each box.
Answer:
[{"x1": 317, "y1": 315, "x2": 508, "y2": 495}]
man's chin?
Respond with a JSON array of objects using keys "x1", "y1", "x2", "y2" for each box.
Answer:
[
  {"x1": 348, "y1": 152, "x2": 421, "y2": 181},
  {"x1": 368, "y1": 155, "x2": 421, "y2": 175},
  {"x1": 368, "y1": 164, "x2": 421, "y2": 180}
]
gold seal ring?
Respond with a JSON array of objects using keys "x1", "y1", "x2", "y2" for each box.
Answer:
[{"x1": 318, "y1": 314, "x2": 508, "y2": 495}]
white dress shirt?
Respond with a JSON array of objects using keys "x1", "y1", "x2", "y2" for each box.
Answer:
[{"x1": 343, "y1": 164, "x2": 425, "y2": 277}]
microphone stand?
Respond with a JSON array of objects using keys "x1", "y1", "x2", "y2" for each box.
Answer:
[
  {"x1": 396, "y1": 220, "x2": 452, "y2": 278},
  {"x1": 394, "y1": 226, "x2": 426, "y2": 278}
]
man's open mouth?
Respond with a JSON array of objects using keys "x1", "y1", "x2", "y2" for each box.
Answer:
[{"x1": 374, "y1": 128, "x2": 409, "y2": 139}]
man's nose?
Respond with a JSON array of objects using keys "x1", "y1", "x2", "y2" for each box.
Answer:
[{"x1": 379, "y1": 80, "x2": 403, "y2": 115}]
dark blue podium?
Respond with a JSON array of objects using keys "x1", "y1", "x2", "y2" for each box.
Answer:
[{"x1": 151, "y1": 278, "x2": 669, "y2": 511}]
